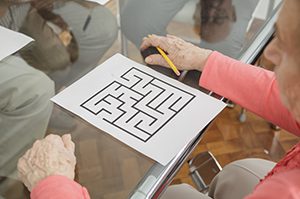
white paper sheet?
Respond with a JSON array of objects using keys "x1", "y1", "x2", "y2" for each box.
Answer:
[
  {"x1": 51, "y1": 54, "x2": 226, "y2": 165},
  {"x1": 0, "y1": 26, "x2": 33, "y2": 61},
  {"x1": 85, "y1": 0, "x2": 110, "y2": 5}
]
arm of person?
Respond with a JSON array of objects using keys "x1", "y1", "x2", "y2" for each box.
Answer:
[
  {"x1": 18, "y1": 134, "x2": 91, "y2": 199},
  {"x1": 200, "y1": 51, "x2": 300, "y2": 136},
  {"x1": 245, "y1": 169, "x2": 300, "y2": 199},
  {"x1": 141, "y1": 35, "x2": 300, "y2": 136},
  {"x1": 31, "y1": 175, "x2": 90, "y2": 199}
]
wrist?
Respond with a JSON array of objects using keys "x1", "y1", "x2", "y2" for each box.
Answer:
[{"x1": 191, "y1": 48, "x2": 213, "y2": 72}]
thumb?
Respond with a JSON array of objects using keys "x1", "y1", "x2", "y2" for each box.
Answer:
[
  {"x1": 145, "y1": 54, "x2": 169, "y2": 68},
  {"x1": 62, "y1": 134, "x2": 75, "y2": 153}
]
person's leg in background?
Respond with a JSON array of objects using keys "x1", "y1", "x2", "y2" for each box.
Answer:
[
  {"x1": 208, "y1": 158, "x2": 275, "y2": 199},
  {"x1": 52, "y1": 1, "x2": 118, "y2": 86},
  {"x1": 120, "y1": 0, "x2": 189, "y2": 48},
  {"x1": 0, "y1": 56, "x2": 54, "y2": 179},
  {"x1": 161, "y1": 158, "x2": 275, "y2": 199}
]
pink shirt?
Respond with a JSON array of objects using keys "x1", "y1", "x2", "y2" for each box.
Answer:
[{"x1": 31, "y1": 52, "x2": 300, "y2": 198}]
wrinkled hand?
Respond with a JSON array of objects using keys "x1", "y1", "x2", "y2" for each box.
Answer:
[
  {"x1": 31, "y1": 0, "x2": 55, "y2": 10},
  {"x1": 140, "y1": 34, "x2": 212, "y2": 72},
  {"x1": 18, "y1": 134, "x2": 76, "y2": 191}
]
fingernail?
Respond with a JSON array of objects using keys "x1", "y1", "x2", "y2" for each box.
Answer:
[{"x1": 145, "y1": 57, "x2": 152, "y2": 63}]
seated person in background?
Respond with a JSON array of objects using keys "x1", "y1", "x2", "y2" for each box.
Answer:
[
  {"x1": 0, "y1": 1, "x2": 54, "y2": 185},
  {"x1": 0, "y1": 56, "x2": 54, "y2": 180},
  {"x1": 0, "y1": 0, "x2": 118, "y2": 87},
  {"x1": 17, "y1": 0, "x2": 300, "y2": 198}
]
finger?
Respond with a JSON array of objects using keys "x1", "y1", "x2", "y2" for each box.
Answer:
[
  {"x1": 145, "y1": 54, "x2": 169, "y2": 68},
  {"x1": 166, "y1": 34, "x2": 185, "y2": 42},
  {"x1": 149, "y1": 35, "x2": 171, "y2": 52},
  {"x1": 140, "y1": 37, "x2": 154, "y2": 51},
  {"x1": 45, "y1": 134, "x2": 65, "y2": 147},
  {"x1": 45, "y1": 134, "x2": 62, "y2": 142},
  {"x1": 20, "y1": 147, "x2": 32, "y2": 162},
  {"x1": 140, "y1": 35, "x2": 170, "y2": 52},
  {"x1": 62, "y1": 134, "x2": 75, "y2": 153},
  {"x1": 30, "y1": 140, "x2": 41, "y2": 155},
  {"x1": 17, "y1": 157, "x2": 28, "y2": 175}
]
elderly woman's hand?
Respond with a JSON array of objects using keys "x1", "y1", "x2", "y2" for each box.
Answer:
[
  {"x1": 17, "y1": 134, "x2": 76, "y2": 191},
  {"x1": 140, "y1": 34, "x2": 212, "y2": 72}
]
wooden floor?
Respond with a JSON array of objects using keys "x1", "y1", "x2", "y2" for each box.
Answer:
[{"x1": 171, "y1": 105, "x2": 300, "y2": 187}]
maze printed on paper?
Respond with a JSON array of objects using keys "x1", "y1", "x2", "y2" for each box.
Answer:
[{"x1": 81, "y1": 67, "x2": 195, "y2": 142}]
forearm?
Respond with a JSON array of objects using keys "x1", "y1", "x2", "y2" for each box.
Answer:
[{"x1": 199, "y1": 51, "x2": 300, "y2": 135}]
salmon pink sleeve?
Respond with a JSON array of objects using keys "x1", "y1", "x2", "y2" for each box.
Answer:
[
  {"x1": 31, "y1": 175, "x2": 90, "y2": 199},
  {"x1": 199, "y1": 51, "x2": 300, "y2": 136},
  {"x1": 245, "y1": 169, "x2": 300, "y2": 199}
]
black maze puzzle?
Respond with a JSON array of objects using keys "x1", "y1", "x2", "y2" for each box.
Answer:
[{"x1": 81, "y1": 67, "x2": 195, "y2": 142}]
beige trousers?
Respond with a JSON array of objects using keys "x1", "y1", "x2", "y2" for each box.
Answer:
[
  {"x1": 161, "y1": 158, "x2": 276, "y2": 199},
  {"x1": 0, "y1": 56, "x2": 54, "y2": 179}
]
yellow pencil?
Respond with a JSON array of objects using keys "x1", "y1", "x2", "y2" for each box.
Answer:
[{"x1": 148, "y1": 35, "x2": 181, "y2": 76}]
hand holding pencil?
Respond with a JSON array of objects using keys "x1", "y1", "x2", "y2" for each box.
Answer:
[
  {"x1": 148, "y1": 35, "x2": 181, "y2": 76},
  {"x1": 140, "y1": 34, "x2": 212, "y2": 73}
]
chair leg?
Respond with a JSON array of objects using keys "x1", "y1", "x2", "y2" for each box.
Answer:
[{"x1": 188, "y1": 151, "x2": 222, "y2": 193}]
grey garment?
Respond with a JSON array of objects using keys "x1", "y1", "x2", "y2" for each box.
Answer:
[
  {"x1": 120, "y1": 0, "x2": 190, "y2": 47},
  {"x1": 50, "y1": 1, "x2": 118, "y2": 86},
  {"x1": 160, "y1": 158, "x2": 276, "y2": 199},
  {"x1": 121, "y1": 0, "x2": 258, "y2": 59},
  {"x1": 0, "y1": 56, "x2": 54, "y2": 178},
  {"x1": 208, "y1": 158, "x2": 276, "y2": 199}
]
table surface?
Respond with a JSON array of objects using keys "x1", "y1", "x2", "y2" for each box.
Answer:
[{"x1": 0, "y1": 0, "x2": 281, "y2": 198}]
